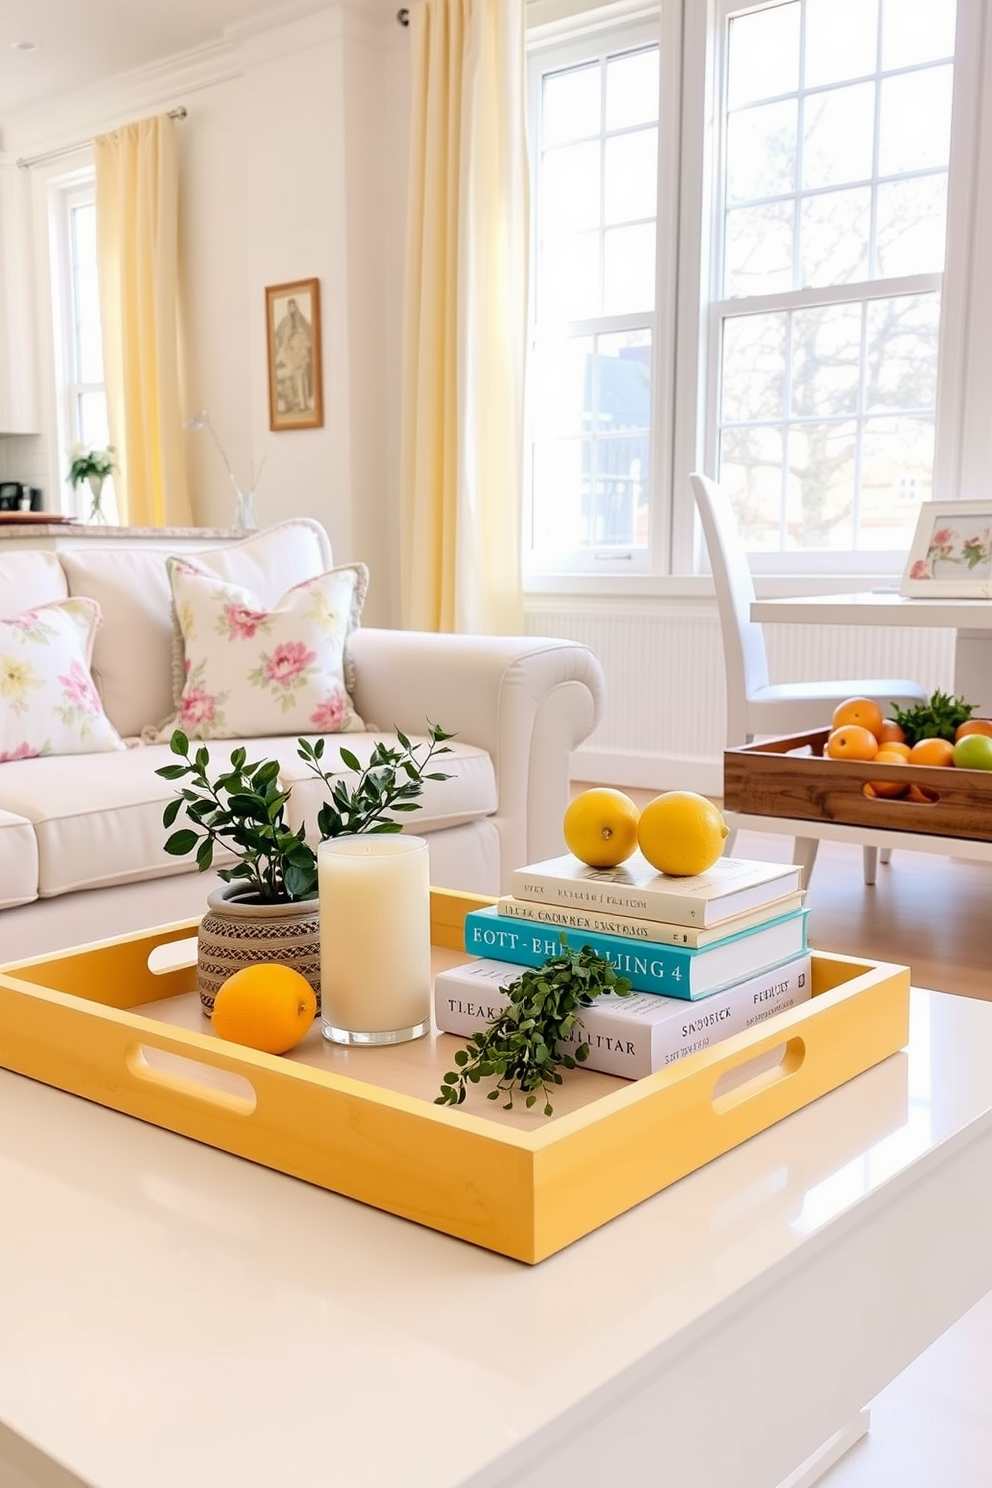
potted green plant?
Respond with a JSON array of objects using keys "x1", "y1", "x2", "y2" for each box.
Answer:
[
  {"x1": 66, "y1": 443, "x2": 118, "y2": 523},
  {"x1": 155, "y1": 722, "x2": 453, "y2": 1012}
]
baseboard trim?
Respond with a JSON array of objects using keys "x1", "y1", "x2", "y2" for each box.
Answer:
[{"x1": 572, "y1": 747, "x2": 723, "y2": 798}]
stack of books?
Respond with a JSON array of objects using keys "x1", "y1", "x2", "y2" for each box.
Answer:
[{"x1": 434, "y1": 851, "x2": 812, "y2": 1079}]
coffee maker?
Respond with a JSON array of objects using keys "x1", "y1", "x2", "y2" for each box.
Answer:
[{"x1": 0, "y1": 483, "x2": 43, "y2": 512}]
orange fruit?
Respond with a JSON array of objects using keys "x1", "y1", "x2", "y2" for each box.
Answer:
[
  {"x1": 863, "y1": 781, "x2": 903, "y2": 799},
  {"x1": 955, "y1": 719, "x2": 992, "y2": 741},
  {"x1": 636, "y1": 791, "x2": 730, "y2": 877},
  {"x1": 906, "y1": 783, "x2": 941, "y2": 804},
  {"x1": 212, "y1": 963, "x2": 317, "y2": 1054},
  {"x1": 563, "y1": 787, "x2": 640, "y2": 868},
  {"x1": 877, "y1": 720, "x2": 907, "y2": 746},
  {"x1": 908, "y1": 737, "x2": 955, "y2": 767},
  {"x1": 831, "y1": 697, "x2": 885, "y2": 739},
  {"x1": 824, "y1": 725, "x2": 879, "y2": 761},
  {"x1": 874, "y1": 741, "x2": 910, "y2": 761}
]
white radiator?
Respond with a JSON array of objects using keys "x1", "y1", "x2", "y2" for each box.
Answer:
[{"x1": 525, "y1": 598, "x2": 955, "y2": 795}]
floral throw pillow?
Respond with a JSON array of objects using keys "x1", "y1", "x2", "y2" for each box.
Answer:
[
  {"x1": 0, "y1": 598, "x2": 126, "y2": 761},
  {"x1": 162, "y1": 558, "x2": 368, "y2": 740}
]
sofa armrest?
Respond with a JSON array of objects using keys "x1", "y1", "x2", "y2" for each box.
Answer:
[{"x1": 346, "y1": 629, "x2": 605, "y2": 883}]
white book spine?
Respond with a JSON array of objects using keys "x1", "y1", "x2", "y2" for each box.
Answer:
[
  {"x1": 434, "y1": 955, "x2": 812, "y2": 1080},
  {"x1": 495, "y1": 893, "x2": 804, "y2": 947}
]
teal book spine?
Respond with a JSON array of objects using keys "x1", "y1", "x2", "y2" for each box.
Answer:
[{"x1": 462, "y1": 903, "x2": 809, "y2": 1001}]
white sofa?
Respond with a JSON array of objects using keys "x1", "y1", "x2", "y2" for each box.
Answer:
[{"x1": 0, "y1": 520, "x2": 604, "y2": 962}]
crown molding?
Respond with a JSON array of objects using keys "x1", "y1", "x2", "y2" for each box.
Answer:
[{"x1": 3, "y1": 2, "x2": 394, "y2": 158}]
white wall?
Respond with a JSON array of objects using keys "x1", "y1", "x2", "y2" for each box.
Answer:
[{"x1": 3, "y1": 4, "x2": 407, "y2": 626}]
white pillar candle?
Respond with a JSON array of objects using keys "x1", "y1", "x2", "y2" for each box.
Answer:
[{"x1": 318, "y1": 835, "x2": 432, "y2": 1045}]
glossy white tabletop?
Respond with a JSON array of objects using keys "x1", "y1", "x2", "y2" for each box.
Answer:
[
  {"x1": 1, "y1": 988, "x2": 991, "y2": 1488},
  {"x1": 751, "y1": 589, "x2": 992, "y2": 628}
]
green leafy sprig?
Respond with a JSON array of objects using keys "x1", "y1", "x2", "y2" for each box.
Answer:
[
  {"x1": 156, "y1": 723, "x2": 454, "y2": 902},
  {"x1": 889, "y1": 689, "x2": 976, "y2": 745},
  {"x1": 436, "y1": 942, "x2": 632, "y2": 1117}
]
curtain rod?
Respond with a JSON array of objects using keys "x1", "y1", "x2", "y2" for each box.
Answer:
[{"x1": 16, "y1": 105, "x2": 188, "y2": 171}]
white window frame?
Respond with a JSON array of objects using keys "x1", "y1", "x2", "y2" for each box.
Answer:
[
  {"x1": 48, "y1": 169, "x2": 108, "y2": 518},
  {"x1": 524, "y1": 6, "x2": 681, "y2": 578},
  {"x1": 527, "y1": 0, "x2": 992, "y2": 588},
  {"x1": 696, "y1": 0, "x2": 967, "y2": 577}
]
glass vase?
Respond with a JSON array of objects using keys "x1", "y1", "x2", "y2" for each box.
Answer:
[
  {"x1": 87, "y1": 474, "x2": 108, "y2": 524},
  {"x1": 232, "y1": 487, "x2": 258, "y2": 533}
]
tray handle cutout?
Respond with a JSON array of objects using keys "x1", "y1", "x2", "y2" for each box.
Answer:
[
  {"x1": 147, "y1": 936, "x2": 198, "y2": 975},
  {"x1": 126, "y1": 1043, "x2": 257, "y2": 1114},
  {"x1": 711, "y1": 1037, "x2": 806, "y2": 1115}
]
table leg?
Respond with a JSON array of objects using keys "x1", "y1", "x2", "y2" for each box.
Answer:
[{"x1": 776, "y1": 1409, "x2": 871, "y2": 1488}]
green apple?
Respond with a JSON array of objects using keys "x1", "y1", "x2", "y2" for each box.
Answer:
[{"x1": 952, "y1": 733, "x2": 992, "y2": 770}]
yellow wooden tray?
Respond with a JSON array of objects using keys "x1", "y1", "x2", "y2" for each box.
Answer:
[{"x1": 0, "y1": 888, "x2": 910, "y2": 1263}]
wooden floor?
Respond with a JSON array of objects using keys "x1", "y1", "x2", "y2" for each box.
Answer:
[{"x1": 574, "y1": 784, "x2": 992, "y2": 1485}]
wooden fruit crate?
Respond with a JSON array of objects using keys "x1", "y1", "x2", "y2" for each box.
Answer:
[
  {"x1": 725, "y1": 728, "x2": 992, "y2": 841},
  {"x1": 0, "y1": 887, "x2": 910, "y2": 1264}
]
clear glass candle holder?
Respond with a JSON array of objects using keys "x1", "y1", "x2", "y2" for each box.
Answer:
[{"x1": 318, "y1": 835, "x2": 432, "y2": 1046}]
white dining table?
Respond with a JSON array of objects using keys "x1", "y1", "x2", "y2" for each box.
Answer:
[
  {"x1": 1, "y1": 985, "x2": 991, "y2": 1488},
  {"x1": 750, "y1": 588, "x2": 992, "y2": 715}
]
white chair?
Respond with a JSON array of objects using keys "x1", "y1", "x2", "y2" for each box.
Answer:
[{"x1": 691, "y1": 471, "x2": 929, "y2": 885}]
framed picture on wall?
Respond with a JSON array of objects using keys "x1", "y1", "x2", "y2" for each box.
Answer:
[
  {"x1": 265, "y1": 278, "x2": 324, "y2": 431},
  {"x1": 900, "y1": 500, "x2": 992, "y2": 598}
]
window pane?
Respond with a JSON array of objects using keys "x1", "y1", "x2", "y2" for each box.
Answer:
[
  {"x1": 718, "y1": 426, "x2": 787, "y2": 549},
  {"x1": 605, "y1": 47, "x2": 658, "y2": 131},
  {"x1": 530, "y1": 439, "x2": 590, "y2": 551},
  {"x1": 603, "y1": 223, "x2": 655, "y2": 313},
  {"x1": 71, "y1": 202, "x2": 97, "y2": 265},
  {"x1": 800, "y1": 187, "x2": 871, "y2": 286},
  {"x1": 531, "y1": 336, "x2": 594, "y2": 436},
  {"x1": 860, "y1": 415, "x2": 935, "y2": 546},
  {"x1": 727, "y1": 3, "x2": 800, "y2": 108},
  {"x1": 726, "y1": 100, "x2": 797, "y2": 204},
  {"x1": 802, "y1": 82, "x2": 875, "y2": 190},
  {"x1": 78, "y1": 391, "x2": 109, "y2": 449},
  {"x1": 604, "y1": 129, "x2": 657, "y2": 224},
  {"x1": 543, "y1": 141, "x2": 601, "y2": 232},
  {"x1": 865, "y1": 294, "x2": 940, "y2": 413},
  {"x1": 724, "y1": 201, "x2": 794, "y2": 297},
  {"x1": 881, "y1": 0, "x2": 956, "y2": 71},
  {"x1": 786, "y1": 422, "x2": 857, "y2": 549},
  {"x1": 791, "y1": 304, "x2": 862, "y2": 418},
  {"x1": 543, "y1": 64, "x2": 600, "y2": 147},
  {"x1": 721, "y1": 313, "x2": 787, "y2": 423},
  {"x1": 804, "y1": 0, "x2": 878, "y2": 87},
  {"x1": 876, "y1": 175, "x2": 948, "y2": 276},
  {"x1": 539, "y1": 231, "x2": 600, "y2": 321},
  {"x1": 878, "y1": 66, "x2": 953, "y2": 175}
]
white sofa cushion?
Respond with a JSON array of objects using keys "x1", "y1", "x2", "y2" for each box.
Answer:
[
  {"x1": 0, "y1": 550, "x2": 69, "y2": 617},
  {"x1": 161, "y1": 557, "x2": 367, "y2": 739},
  {"x1": 0, "y1": 807, "x2": 38, "y2": 908},
  {"x1": 277, "y1": 732, "x2": 498, "y2": 840},
  {"x1": 0, "y1": 598, "x2": 126, "y2": 760},
  {"x1": 0, "y1": 733, "x2": 496, "y2": 897}
]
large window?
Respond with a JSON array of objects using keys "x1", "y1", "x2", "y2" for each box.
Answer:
[
  {"x1": 526, "y1": 20, "x2": 672, "y2": 575},
  {"x1": 50, "y1": 175, "x2": 114, "y2": 516},
  {"x1": 525, "y1": 0, "x2": 971, "y2": 579},
  {"x1": 712, "y1": 0, "x2": 955, "y2": 560}
]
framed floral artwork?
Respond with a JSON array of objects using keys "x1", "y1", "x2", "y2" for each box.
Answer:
[
  {"x1": 265, "y1": 278, "x2": 324, "y2": 431},
  {"x1": 900, "y1": 501, "x2": 992, "y2": 598}
]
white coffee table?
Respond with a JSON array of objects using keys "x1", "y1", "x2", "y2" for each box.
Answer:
[{"x1": 1, "y1": 986, "x2": 990, "y2": 1488}]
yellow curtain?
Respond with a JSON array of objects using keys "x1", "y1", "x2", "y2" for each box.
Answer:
[
  {"x1": 94, "y1": 114, "x2": 191, "y2": 527},
  {"x1": 400, "y1": 0, "x2": 528, "y2": 633}
]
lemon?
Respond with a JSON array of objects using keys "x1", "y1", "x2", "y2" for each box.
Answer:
[
  {"x1": 211, "y1": 962, "x2": 317, "y2": 1054},
  {"x1": 636, "y1": 791, "x2": 730, "y2": 877},
  {"x1": 563, "y1": 787, "x2": 640, "y2": 868}
]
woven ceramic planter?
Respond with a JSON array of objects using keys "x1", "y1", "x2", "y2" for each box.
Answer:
[{"x1": 196, "y1": 884, "x2": 321, "y2": 1016}]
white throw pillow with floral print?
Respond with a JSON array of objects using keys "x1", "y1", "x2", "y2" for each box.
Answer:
[
  {"x1": 162, "y1": 558, "x2": 368, "y2": 740},
  {"x1": 0, "y1": 598, "x2": 126, "y2": 761}
]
